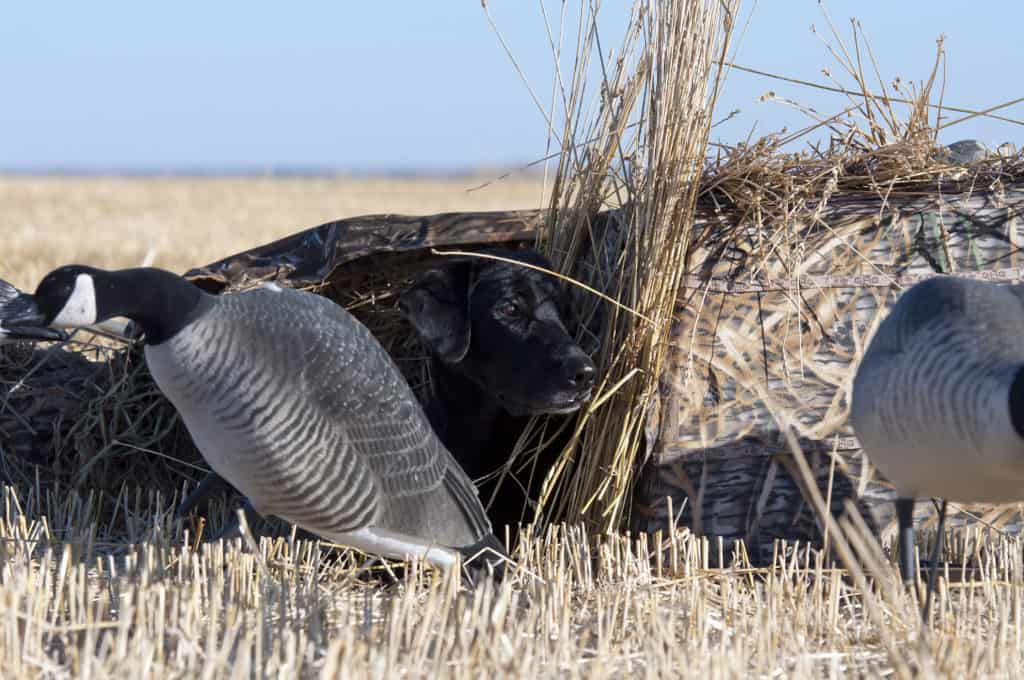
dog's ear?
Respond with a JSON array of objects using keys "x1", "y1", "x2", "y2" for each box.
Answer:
[{"x1": 399, "y1": 262, "x2": 473, "y2": 364}]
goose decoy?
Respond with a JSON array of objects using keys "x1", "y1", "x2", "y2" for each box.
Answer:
[
  {"x1": 0, "y1": 278, "x2": 67, "y2": 343},
  {"x1": 850, "y1": 275, "x2": 1024, "y2": 615},
  {"x1": 12, "y1": 265, "x2": 506, "y2": 575}
]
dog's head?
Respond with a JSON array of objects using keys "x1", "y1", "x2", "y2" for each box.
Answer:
[{"x1": 399, "y1": 250, "x2": 596, "y2": 416}]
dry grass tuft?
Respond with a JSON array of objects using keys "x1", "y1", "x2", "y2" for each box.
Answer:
[{"x1": 535, "y1": 0, "x2": 742, "y2": 534}]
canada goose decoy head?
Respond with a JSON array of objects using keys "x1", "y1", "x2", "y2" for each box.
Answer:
[
  {"x1": 15, "y1": 265, "x2": 212, "y2": 345},
  {"x1": 0, "y1": 277, "x2": 68, "y2": 343}
]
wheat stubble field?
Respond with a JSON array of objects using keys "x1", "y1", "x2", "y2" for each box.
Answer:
[
  {"x1": 2, "y1": 176, "x2": 1024, "y2": 678},
  {"x1": 0, "y1": 176, "x2": 550, "y2": 290}
]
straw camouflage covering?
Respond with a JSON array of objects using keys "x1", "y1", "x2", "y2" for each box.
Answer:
[{"x1": 635, "y1": 172, "x2": 1024, "y2": 563}]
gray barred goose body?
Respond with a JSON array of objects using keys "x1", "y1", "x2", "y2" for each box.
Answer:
[
  {"x1": 15, "y1": 266, "x2": 504, "y2": 573},
  {"x1": 851, "y1": 276, "x2": 1024, "y2": 606}
]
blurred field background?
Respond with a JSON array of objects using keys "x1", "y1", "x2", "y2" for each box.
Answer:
[{"x1": 0, "y1": 175, "x2": 549, "y2": 290}]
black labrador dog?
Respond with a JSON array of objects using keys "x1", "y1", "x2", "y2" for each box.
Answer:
[{"x1": 399, "y1": 249, "x2": 596, "y2": 536}]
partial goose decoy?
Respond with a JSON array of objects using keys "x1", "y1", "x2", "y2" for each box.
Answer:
[
  {"x1": 850, "y1": 275, "x2": 1024, "y2": 615},
  {"x1": 13, "y1": 265, "x2": 506, "y2": 575},
  {"x1": 0, "y1": 278, "x2": 67, "y2": 343}
]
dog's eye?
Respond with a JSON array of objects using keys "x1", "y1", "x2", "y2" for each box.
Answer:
[{"x1": 497, "y1": 301, "x2": 520, "y2": 318}]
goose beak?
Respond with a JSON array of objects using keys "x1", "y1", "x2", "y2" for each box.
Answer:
[
  {"x1": 3, "y1": 325, "x2": 68, "y2": 342},
  {"x1": 2, "y1": 296, "x2": 68, "y2": 341}
]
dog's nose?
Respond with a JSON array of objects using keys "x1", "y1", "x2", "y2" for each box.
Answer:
[{"x1": 562, "y1": 352, "x2": 596, "y2": 390}]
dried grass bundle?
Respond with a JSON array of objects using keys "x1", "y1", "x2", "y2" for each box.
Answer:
[{"x1": 534, "y1": 0, "x2": 742, "y2": 531}]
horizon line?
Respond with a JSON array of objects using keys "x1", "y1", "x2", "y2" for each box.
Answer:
[{"x1": 0, "y1": 164, "x2": 548, "y2": 180}]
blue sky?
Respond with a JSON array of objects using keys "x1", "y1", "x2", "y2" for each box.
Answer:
[{"x1": 1, "y1": 2, "x2": 1020, "y2": 173}]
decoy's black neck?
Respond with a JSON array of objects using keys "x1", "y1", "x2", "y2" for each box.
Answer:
[
  {"x1": 1009, "y1": 365, "x2": 1024, "y2": 439},
  {"x1": 94, "y1": 268, "x2": 214, "y2": 345}
]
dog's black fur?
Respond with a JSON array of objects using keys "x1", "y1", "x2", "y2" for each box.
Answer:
[{"x1": 400, "y1": 249, "x2": 596, "y2": 537}]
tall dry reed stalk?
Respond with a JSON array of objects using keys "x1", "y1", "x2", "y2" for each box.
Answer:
[{"x1": 535, "y1": 0, "x2": 741, "y2": 532}]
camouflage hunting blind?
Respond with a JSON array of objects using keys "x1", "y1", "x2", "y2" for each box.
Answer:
[
  {"x1": 4, "y1": 168, "x2": 1024, "y2": 563},
  {"x1": 180, "y1": 170, "x2": 1024, "y2": 562}
]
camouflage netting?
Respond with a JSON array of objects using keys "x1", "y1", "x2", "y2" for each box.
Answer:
[{"x1": 0, "y1": 340, "x2": 201, "y2": 538}]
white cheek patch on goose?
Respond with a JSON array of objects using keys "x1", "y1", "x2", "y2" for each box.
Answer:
[{"x1": 52, "y1": 274, "x2": 98, "y2": 327}]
